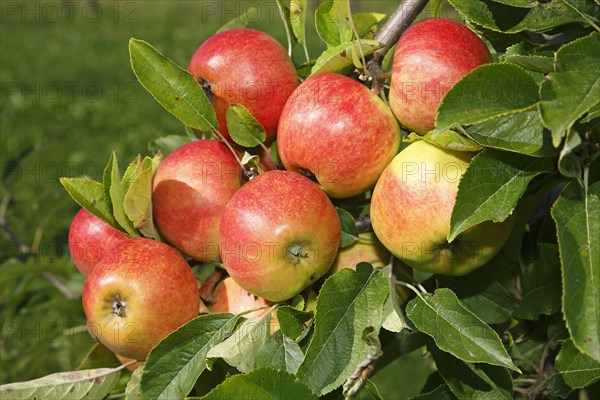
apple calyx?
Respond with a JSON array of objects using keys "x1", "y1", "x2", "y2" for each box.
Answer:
[
  {"x1": 298, "y1": 167, "x2": 318, "y2": 184},
  {"x1": 111, "y1": 293, "x2": 127, "y2": 318},
  {"x1": 286, "y1": 242, "x2": 311, "y2": 265}
]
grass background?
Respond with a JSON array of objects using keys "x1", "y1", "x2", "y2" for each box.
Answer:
[{"x1": 1, "y1": 1, "x2": 440, "y2": 396}]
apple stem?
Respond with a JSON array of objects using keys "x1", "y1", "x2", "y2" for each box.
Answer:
[{"x1": 362, "y1": 0, "x2": 430, "y2": 93}]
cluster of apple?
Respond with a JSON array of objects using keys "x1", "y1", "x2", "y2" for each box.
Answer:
[{"x1": 67, "y1": 18, "x2": 514, "y2": 365}]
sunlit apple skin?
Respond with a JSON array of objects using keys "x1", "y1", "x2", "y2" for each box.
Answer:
[
  {"x1": 389, "y1": 18, "x2": 492, "y2": 134},
  {"x1": 327, "y1": 232, "x2": 390, "y2": 276},
  {"x1": 209, "y1": 277, "x2": 271, "y2": 319},
  {"x1": 68, "y1": 208, "x2": 129, "y2": 276},
  {"x1": 277, "y1": 73, "x2": 401, "y2": 198},
  {"x1": 82, "y1": 238, "x2": 199, "y2": 360},
  {"x1": 188, "y1": 28, "x2": 298, "y2": 142},
  {"x1": 152, "y1": 140, "x2": 242, "y2": 261},
  {"x1": 219, "y1": 170, "x2": 341, "y2": 301},
  {"x1": 371, "y1": 140, "x2": 514, "y2": 276}
]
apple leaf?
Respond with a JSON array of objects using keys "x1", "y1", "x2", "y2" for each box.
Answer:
[
  {"x1": 558, "y1": 131, "x2": 583, "y2": 180},
  {"x1": 447, "y1": 0, "x2": 599, "y2": 33},
  {"x1": 76, "y1": 343, "x2": 120, "y2": 370},
  {"x1": 315, "y1": 0, "x2": 353, "y2": 47},
  {"x1": 255, "y1": 330, "x2": 305, "y2": 374},
  {"x1": 140, "y1": 314, "x2": 240, "y2": 400},
  {"x1": 59, "y1": 177, "x2": 117, "y2": 228},
  {"x1": 296, "y1": 264, "x2": 388, "y2": 395},
  {"x1": 276, "y1": 306, "x2": 313, "y2": 340},
  {"x1": 0, "y1": 367, "x2": 121, "y2": 400},
  {"x1": 199, "y1": 367, "x2": 318, "y2": 400},
  {"x1": 311, "y1": 39, "x2": 381, "y2": 76},
  {"x1": 551, "y1": 181, "x2": 600, "y2": 362},
  {"x1": 129, "y1": 38, "x2": 218, "y2": 132},
  {"x1": 225, "y1": 104, "x2": 266, "y2": 148},
  {"x1": 121, "y1": 155, "x2": 143, "y2": 194},
  {"x1": 554, "y1": 339, "x2": 600, "y2": 389},
  {"x1": 513, "y1": 243, "x2": 561, "y2": 320},
  {"x1": 125, "y1": 368, "x2": 143, "y2": 400},
  {"x1": 381, "y1": 264, "x2": 409, "y2": 333},
  {"x1": 107, "y1": 152, "x2": 138, "y2": 237},
  {"x1": 336, "y1": 207, "x2": 359, "y2": 248},
  {"x1": 206, "y1": 314, "x2": 273, "y2": 373},
  {"x1": 434, "y1": 64, "x2": 539, "y2": 136},
  {"x1": 501, "y1": 43, "x2": 553, "y2": 74},
  {"x1": 352, "y1": 12, "x2": 386, "y2": 38},
  {"x1": 290, "y1": 0, "x2": 308, "y2": 45},
  {"x1": 406, "y1": 288, "x2": 519, "y2": 372},
  {"x1": 123, "y1": 167, "x2": 155, "y2": 238},
  {"x1": 540, "y1": 32, "x2": 600, "y2": 147},
  {"x1": 448, "y1": 149, "x2": 553, "y2": 242},
  {"x1": 102, "y1": 151, "x2": 115, "y2": 215},
  {"x1": 428, "y1": 342, "x2": 513, "y2": 400},
  {"x1": 150, "y1": 134, "x2": 192, "y2": 156},
  {"x1": 216, "y1": 5, "x2": 258, "y2": 33},
  {"x1": 415, "y1": 130, "x2": 483, "y2": 152}
]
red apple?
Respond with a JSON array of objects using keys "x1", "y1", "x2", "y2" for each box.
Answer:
[
  {"x1": 327, "y1": 232, "x2": 390, "y2": 276},
  {"x1": 188, "y1": 28, "x2": 298, "y2": 143},
  {"x1": 219, "y1": 170, "x2": 341, "y2": 301},
  {"x1": 208, "y1": 277, "x2": 271, "y2": 319},
  {"x1": 371, "y1": 140, "x2": 514, "y2": 276},
  {"x1": 277, "y1": 73, "x2": 401, "y2": 198},
  {"x1": 389, "y1": 18, "x2": 492, "y2": 134},
  {"x1": 152, "y1": 140, "x2": 242, "y2": 261},
  {"x1": 68, "y1": 208, "x2": 128, "y2": 275},
  {"x1": 83, "y1": 238, "x2": 199, "y2": 360}
]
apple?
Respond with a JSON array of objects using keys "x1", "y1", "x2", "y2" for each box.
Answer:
[
  {"x1": 371, "y1": 140, "x2": 514, "y2": 276},
  {"x1": 208, "y1": 276, "x2": 271, "y2": 319},
  {"x1": 68, "y1": 208, "x2": 129, "y2": 275},
  {"x1": 188, "y1": 28, "x2": 298, "y2": 143},
  {"x1": 389, "y1": 18, "x2": 492, "y2": 134},
  {"x1": 82, "y1": 237, "x2": 199, "y2": 360},
  {"x1": 219, "y1": 170, "x2": 341, "y2": 301},
  {"x1": 277, "y1": 73, "x2": 401, "y2": 198},
  {"x1": 152, "y1": 140, "x2": 242, "y2": 261},
  {"x1": 327, "y1": 232, "x2": 390, "y2": 276}
]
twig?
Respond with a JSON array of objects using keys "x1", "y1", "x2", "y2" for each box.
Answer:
[
  {"x1": 355, "y1": 215, "x2": 372, "y2": 233},
  {"x1": 342, "y1": 327, "x2": 383, "y2": 399},
  {"x1": 42, "y1": 272, "x2": 75, "y2": 300}
]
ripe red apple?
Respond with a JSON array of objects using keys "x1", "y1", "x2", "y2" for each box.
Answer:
[
  {"x1": 188, "y1": 28, "x2": 298, "y2": 143},
  {"x1": 68, "y1": 208, "x2": 128, "y2": 275},
  {"x1": 152, "y1": 140, "x2": 242, "y2": 261},
  {"x1": 82, "y1": 238, "x2": 199, "y2": 360},
  {"x1": 389, "y1": 18, "x2": 492, "y2": 134},
  {"x1": 219, "y1": 170, "x2": 341, "y2": 301},
  {"x1": 371, "y1": 140, "x2": 514, "y2": 276},
  {"x1": 208, "y1": 277, "x2": 271, "y2": 319},
  {"x1": 327, "y1": 232, "x2": 390, "y2": 276},
  {"x1": 277, "y1": 73, "x2": 401, "y2": 198}
]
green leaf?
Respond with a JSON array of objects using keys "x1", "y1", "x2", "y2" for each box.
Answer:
[
  {"x1": 464, "y1": 108, "x2": 556, "y2": 157},
  {"x1": 123, "y1": 167, "x2": 155, "y2": 238},
  {"x1": 206, "y1": 314, "x2": 272, "y2": 373},
  {"x1": 290, "y1": 0, "x2": 308, "y2": 45},
  {"x1": 315, "y1": 0, "x2": 353, "y2": 47},
  {"x1": 551, "y1": 181, "x2": 600, "y2": 362},
  {"x1": 311, "y1": 40, "x2": 381, "y2": 76},
  {"x1": 406, "y1": 288, "x2": 519, "y2": 372},
  {"x1": 352, "y1": 380, "x2": 384, "y2": 400},
  {"x1": 540, "y1": 32, "x2": 600, "y2": 147},
  {"x1": 502, "y1": 54, "x2": 553, "y2": 75},
  {"x1": 140, "y1": 314, "x2": 239, "y2": 400},
  {"x1": 411, "y1": 384, "x2": 455, "y2": 399},
  {"x1": 514, "y1": 243, "x2": 561, "y2": 320},
  {"x1": 276, "y1": 306, "x2": 313, "y2": 340},
  {"x1": 352, "y1": 12, "x2": 386, "y2": 38},
  {"x1": 381, "y1": 265, "x2": 409, "y2": 332},
  {"x1": 129, "y1": 38, "x2": 218, "y2": 131},
  {"x1": 108, "y1": 152, "x2": 138, "y2": 236},
  {"x1": 336, "y1": 207, "x2": 359, "y2": 248},
  {"x1": 200, "y1": 367, "x2": 317, "y2": 400},
  {"x1": 435, "y1": 64, "x2": 539, "y2": 135},
  {"x1": 126, "y1": 368, "x2": 143, "y2": 400},
  {"x1": 416, "y1": 130, "x2": 483, "y2": 152},
  {"x1": 0, "y1": 368, "x2": 121, "y2": 400},
  {"x1": 449, "y1": 149, "x2": 553, "y2": 242},
  {"x1": 77, "y1": 343, "x2": 120, "y2": 370},
  {"x1": 225, "y1": 104, "x2": 266, "y2": 147},
  {"x1": 296, "y1": 265, "x2": 388, "y2": 395},
  {"x1": 216, "y1": 5, "x2": 258, "y2": 33},
  {"x1": 102, "y1": 151, "x2": 115, "y2": 214},
  {"x1": 121, "y1": 155, "x2": 143, "y2": 194},
  {"x1": 447, "y1": 0, "x2": 599, "y2": 33},
  {"x1": 150, "y1": 135, "x2": 192, "y2": 156},
  {"x1": 59, "y1": 177, "x2": 117, "y2": 228},
  {"x1": 255, "y1": 330, "x2": 305, "y2": 374},
  {"x1": 558, "y1": 131, "x2": 583, "y2": 179},
  {"x1": 555, "y1": 339, "x2": 600, "y2": 388},
  {"x1": 429, "y1": 343, "x2": 513, "y2": 400}
]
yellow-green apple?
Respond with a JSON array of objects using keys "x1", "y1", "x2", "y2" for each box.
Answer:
[
  {"x1": 327, "y1": 232, "x2": 390, "y2": 276},
  {"x1": 68, "y1": 208, "x2": 128, "y2": 275},
  {"x1": 188, "y1": 28, "x2": 298, "y2": 143},
  {"x1": 390, "y1": 18, "x2": 492, "y2": 134},
  {"x1": 208, "y1": 277, "x2": 271, "y2": 319},
  {"x1": 82, "y1": 238, "x2": 199, "y2": 360},
  {"x1": 219, "y1": 170, "x2": 341, "y2": 301},
  {"x1": 277, "y1": 73, "x2": 401, "y2": 198},
  {"x1": 152, "y1": 140, "x2": 242, "y2": 261},
  {"x1": 371, "y1": 140, "x2": 514, "y2": 276}
]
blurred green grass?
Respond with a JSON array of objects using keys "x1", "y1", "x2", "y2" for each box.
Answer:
[{"x1": 0, "y1": 0, "x2": 419, "y2": 387}]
